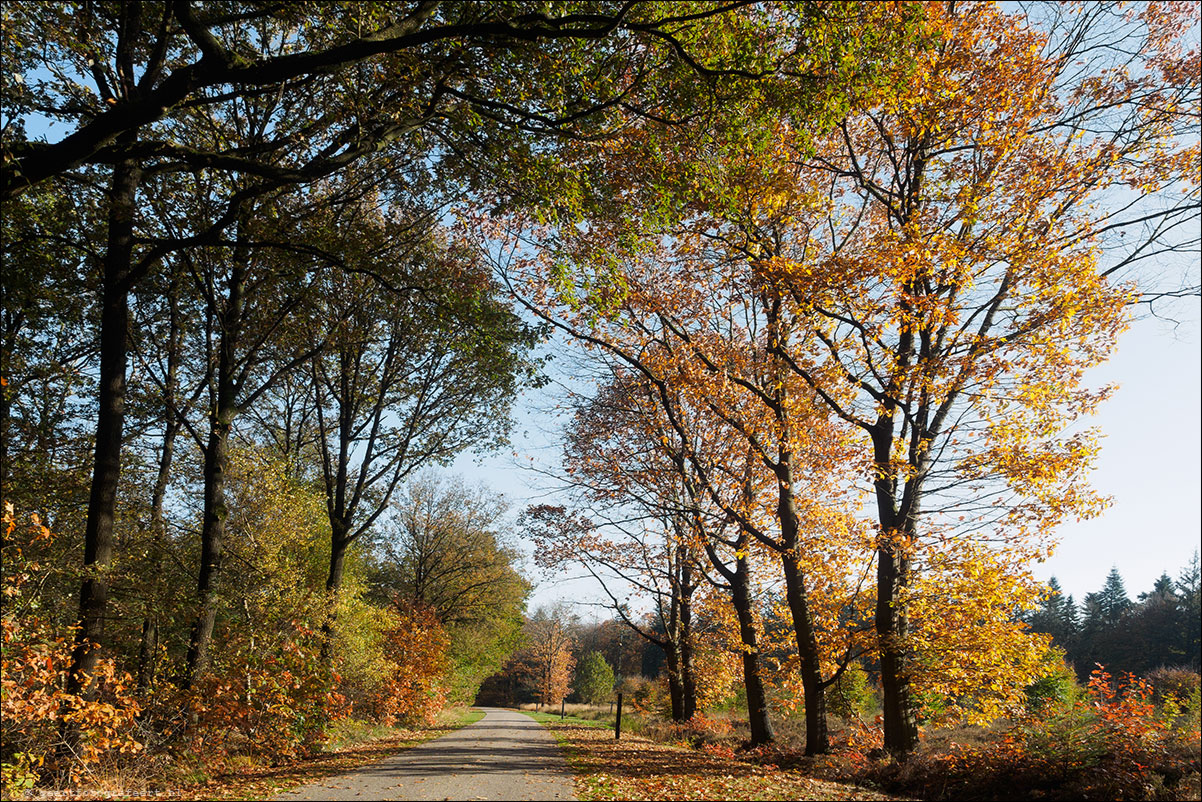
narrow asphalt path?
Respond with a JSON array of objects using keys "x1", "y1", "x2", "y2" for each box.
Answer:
[{"x1": 273, "y1": 707, "x2": 576, "y2": 801}]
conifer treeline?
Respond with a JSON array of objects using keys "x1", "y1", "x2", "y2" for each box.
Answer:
[{"x1": 1028, "y1": 554, "x2": 1202, "y2": 677}]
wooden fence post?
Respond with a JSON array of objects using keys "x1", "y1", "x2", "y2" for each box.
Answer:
[{"x1": 615, "y1": 692, "x2": 623, "y2": 741}]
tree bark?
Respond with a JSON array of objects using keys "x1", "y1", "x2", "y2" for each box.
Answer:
[
  {"x1": 321, "y1": 520, "x2": 350, "y2": 661},
  {"x1": 730, "y1": 545, "x2": 774, "y2": 746},
  {"x1": 665, "y1": 643, "x2": 685, "y2": 721},
  {"x1": 137, "y1": 279, "x2": 182, "y2": 694},
  {"x1": 183, "y1": 247, "x2": 247, "y2": 689},
  {"x1": 679, "y1": 559, "x2": 698, "y2": 721},
  {"x1": 872, "y1": 424, "x2": 919, "y2": 756},
  {"x1": 877, "y1": 537, "x2": 917, "y2": 755},
  {"x1": 778, "y1": 484, "x2": 830, "y2": 754},
  {"x1": 66, "y1": 153, "x2": 142, "y2": 701}
]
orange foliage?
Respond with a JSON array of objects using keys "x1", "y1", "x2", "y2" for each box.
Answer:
[
  {"x1": 367, "y1": 603, "x2": 450, "y2": 727},
  {"x1": 191, "y1": 624, "x2": 349, "y2": 759},
  {"x1": 881, "y1": 668, "x2": 1201, "y2": 800},
  {"x1": 1, "y1": 502, "x2": 141, "y2": 785}
]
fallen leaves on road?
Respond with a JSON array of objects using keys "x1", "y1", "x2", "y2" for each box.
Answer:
[
  {"x1": 546, "y1": 724, "x2": 901, "y2": 801},
  {"x1": 133, "y1": 726, "x2": 439, "y2": 801}
]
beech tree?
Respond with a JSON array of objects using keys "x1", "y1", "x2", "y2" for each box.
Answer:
[
  {"x1": 274, "y1": 192, "x2": 538, "y2": 655},
  {"x1": 522, "y1": 605, "x2": 577, "y2": 709},
  {"x1": 528, "y1": 372, "x2": 706, "y2": 722},
  {"x1": 529, "y1": 367, "x2": 793, "y2": 739},
  {"x1": 503, "y1": 1, "x2": 1198, "y2": 757}
]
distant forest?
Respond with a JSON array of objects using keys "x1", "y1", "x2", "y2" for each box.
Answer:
[{"x1": 1027, "y1": 555, "x2": 1202, "y2": 678}]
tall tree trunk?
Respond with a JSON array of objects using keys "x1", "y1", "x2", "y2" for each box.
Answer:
[
  {"x1": 665, "y1": 642, "x2": 685, "y2": 721},
  {"x1": 137, "y1": 279, "x2": 181, "y2": 694},
  {"x1": 66, "y1": 153, "x2": 141, "y2": 701},
  {"x1": 872, "y1": 425, "x2": 919, "y2": 756},
  {"x1": 778, "y1": 483, "x2": 830, "y2": 755},
  {"x1": 764, "y1": 300, "x2": 832, "y2": 755},
  {"x1": 877, "y1": 538, "x2": 917, "y2": 755},
  {"x1": 679, "y1": 560, "x2": 698, "y2": 721},
  {"x1": 183, "y1": 251, "x2": 246, "y2": 689},
  {"x1": 321, "y1": 521, "x2": 350, "y2": 661},
  {"x1": 730, "y1": 546, "x2": 774, "y2": 746},
  {"x1": 318, "y1": 344, "x2": 355, "y2": 662}
]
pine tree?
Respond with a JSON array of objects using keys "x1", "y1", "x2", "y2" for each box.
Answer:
[
  {"x1": 1098, "y1": 567, "x2": 1132, "y2": 625},
  {"x1": 1176, "y1": 552, "x2": 1201, "y2": 669},
  {"x1": 1029, "y1": 577, "x2": 1078, "y2": 649}
]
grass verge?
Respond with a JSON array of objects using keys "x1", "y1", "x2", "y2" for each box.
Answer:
[
  {"x1": 519, "y1": 709, "x2": 613, "y2": 729},
  {"x1": 532, "y1": 720, "x2": 901, "y2": 801}
]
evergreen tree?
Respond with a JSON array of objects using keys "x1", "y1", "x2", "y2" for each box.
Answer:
[
  {"x1": 1029, "y1": 577, "x2": 1079, "y2": 650},
  {"x1": 1098, "y1": 567, "x2": 1132, "y2": 625},
  {"x1": 1140, "y1": 572, "x2": 1177, "y2": 602},
  {"x1": 1176, "y1": 552, "x2": 1201, "y2": 669}
]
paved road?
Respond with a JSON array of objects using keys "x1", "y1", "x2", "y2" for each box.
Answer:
[{"x1": 273, "y1": 707, "x2": 576, "y2": 801}]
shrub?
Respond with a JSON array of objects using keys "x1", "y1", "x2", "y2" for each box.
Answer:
[
  {"x1": 1, "y1": 503, "x2": 142, "y2": 793},
  {"x1": 193, "y1": 624, "x2": 348, "y2": 759},
  {"x1": 367, "y1": 603, "x2": 450, "y2": 727},
  {"x1": 619, "y1": 675, "x2": 668, "y2": 717},
  {"x1": 828, "y1": 662, "x2": 877, "y2": 720},
  {"x1": 1145, "y1": 667, "x2": 1201, "y2": 712},
  {"x1": 1023, "y1": 648, "x2": 1080, "y2": 715},
  {"x1": 872, "y1": 667, "x2": 1202, "y2": 800}
]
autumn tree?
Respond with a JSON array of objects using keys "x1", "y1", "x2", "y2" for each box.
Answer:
[
  {"x1": 533, "y1": 2, "x2": 1196, "y2": 756},
  {"x1": 654, "y1": 3, "x2": 1196, "y2": 754},
  {"x1": 527, "y1": 373, "x2": 706, "y2": 722},
  {"x1": 530, "y1": 361, "x2": 834, "y2": 742},
  {"x1": 371, "y1": 474, "x2": 530, "y2": 705},
  {"x1": 521, "y1": 605, "x2": 578, "y2": 709}
]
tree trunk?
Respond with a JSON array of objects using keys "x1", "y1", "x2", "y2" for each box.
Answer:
[
  {"x1": 778, "y1": 484, "x2": 830, "y2": 755},
  {"x1": 183, "y1": 407, "x2": 233, "y2": 688},
  {"x1": 66, "y1": 154, "x2": 141, "y2": 701},
  {"x1": 136, "y1": 619, "x2": 159, "y2": 693},
  {"x1": 731, "y1": 548, "x2": 774, "y2": 746},
  {"x1": 183, "y1": 250, "x2": 247, "y2": 689},
  {"x1": 877, "y1": 539, "x2": 918, "y2": 755},
  {"x1": 872, "y1": 424, "x2": 919, "y2": 756},
  {"x1": 679, "y1": 567, "x2": 698, "y2": 721},
  {"x1": 665, "y1": 643, "x2": 685, "y2": 721},
  {"x1": 321, "y1": 522, "x2": 350, "y2": 661},
  {"x1": 137, "y1": 281, "x2": 181, "y2": 694}
]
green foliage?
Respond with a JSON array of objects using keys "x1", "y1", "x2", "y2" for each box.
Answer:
[
  {"x1": 445, "y1": 615, "x2": 525, "y2": 707},
  {"x1": 371, "y1": 474, "x2": 530, "y2": 706},
  {"x1": 1023, "y1": 649, "x2": 1080, "y2": 715},
  {"x1": 827, "y1": 663, "x2": 877, "y2": 720},
  {"x1": 574, "y1": 651, "x2": 616, "y2": 705}
]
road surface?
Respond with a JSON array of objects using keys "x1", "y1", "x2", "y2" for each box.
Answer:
[{"x1": 274, "y1": 707, "x2": 577, "y2": 801}]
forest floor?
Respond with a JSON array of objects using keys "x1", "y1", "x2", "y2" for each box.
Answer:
[{"x1": 536, "y1": 720, "x2": 903, "y2": 801}]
